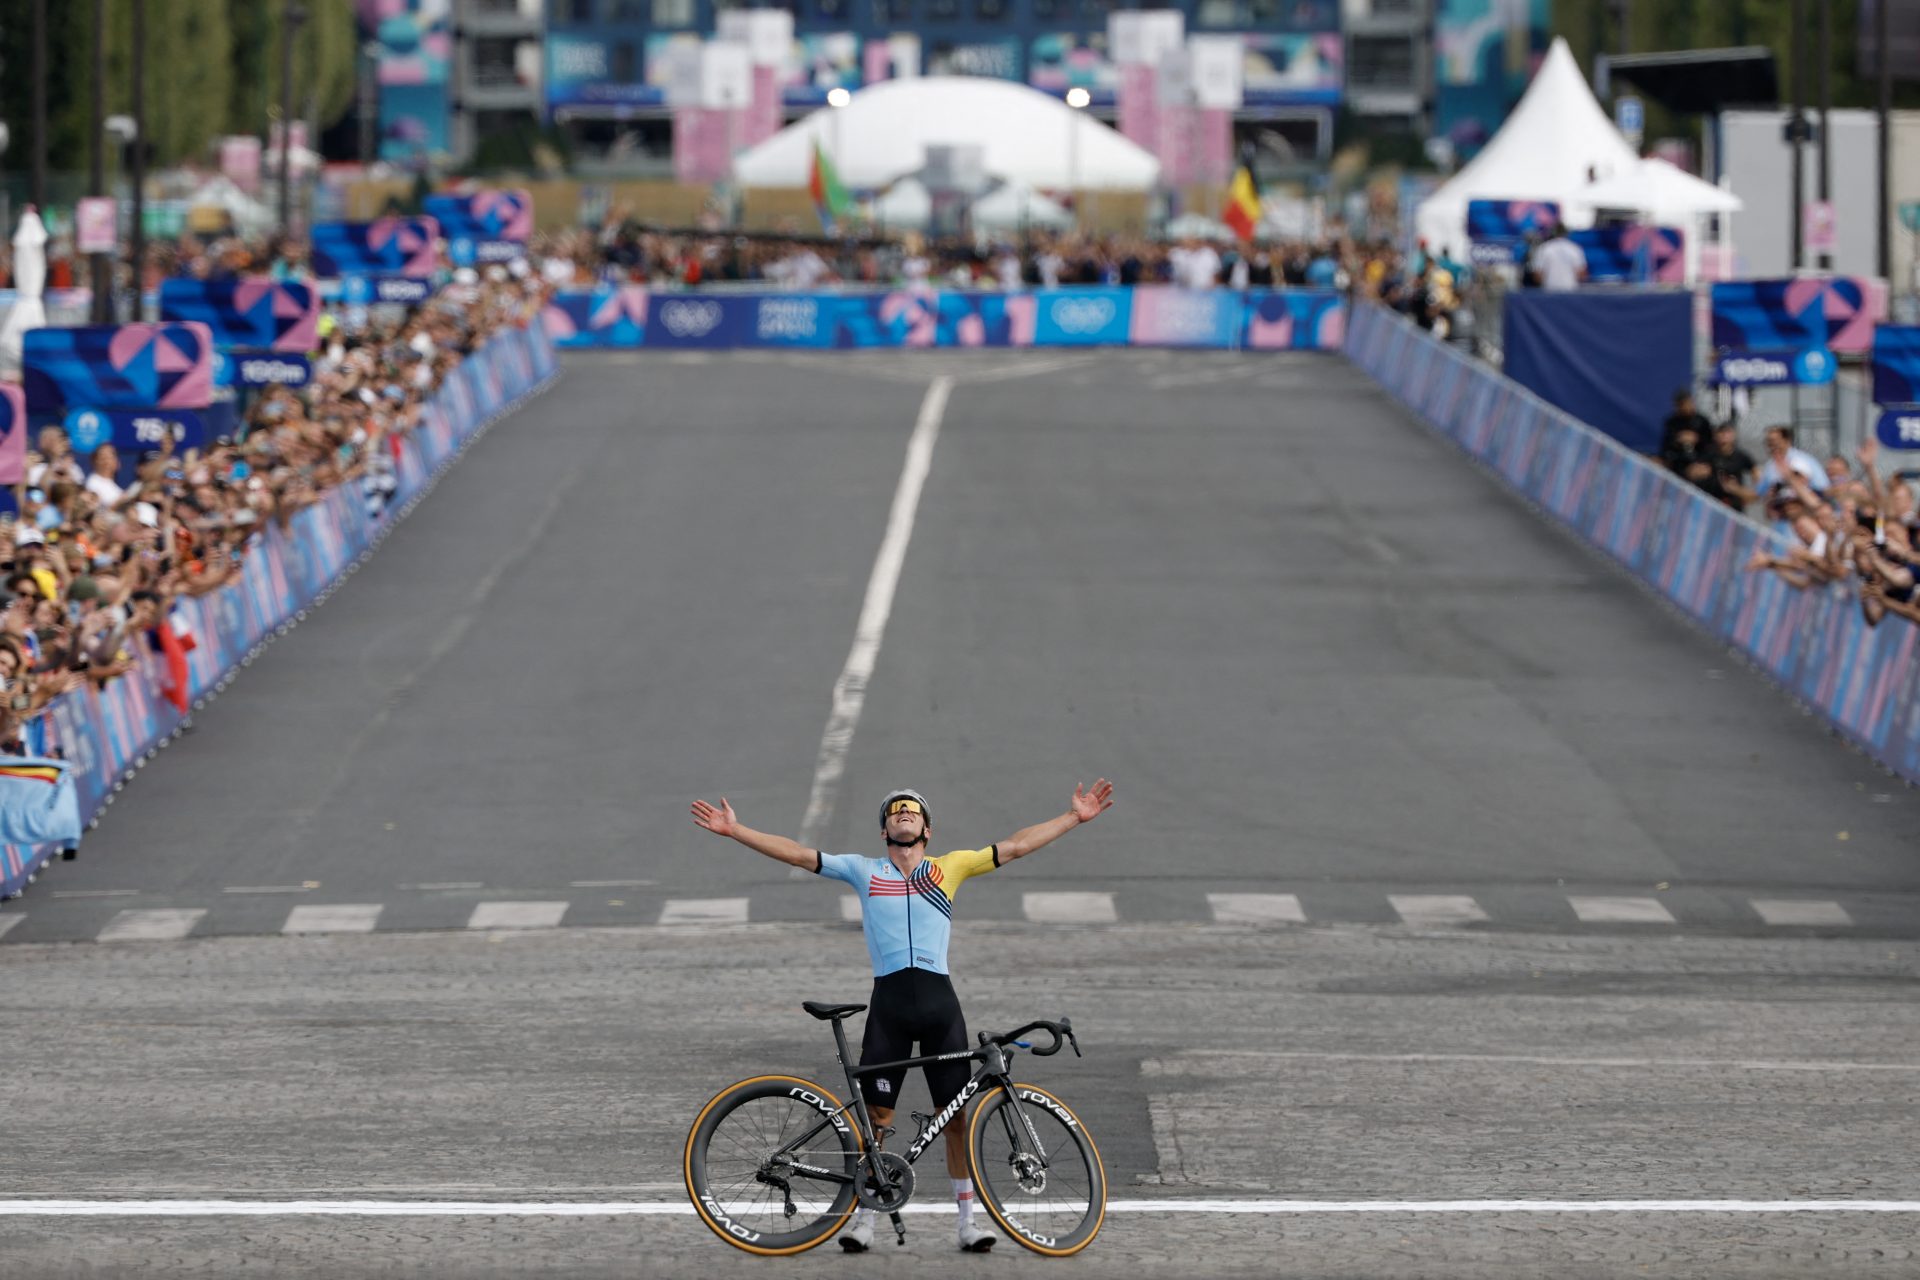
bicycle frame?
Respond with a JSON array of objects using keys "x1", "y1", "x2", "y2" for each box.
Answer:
[{"x1": 756, "y1": 1016, "x2": 1051, "y2": 1198}]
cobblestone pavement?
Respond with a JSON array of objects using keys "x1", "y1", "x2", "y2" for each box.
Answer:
[{"x1": 1, "y1": 922, "x2": 1915, "y2": 1277}]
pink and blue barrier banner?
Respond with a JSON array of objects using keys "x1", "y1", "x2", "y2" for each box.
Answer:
[
  {"x1": 423, "y1": 191, "x2": 533, "y2": 266},
  {"x1": 1872, "y1": 326, "x2": 1920, "y2": 407},
  {"x1": 158, "y1": 279, "x2": 319, "y2": 353},
  {"x1": 1346, "y1": 302, "x2": 1920, "y2": 785},
  {"x1": 1570, "y1": 225, "x2": 1685, "y2": 284},
  {"x1": 310, "y1": 217, "x2": 442, "y2": 280},
  {"x1": 1466, "y1": 199, "x2": 1561, "y2": 266},
  {"x1": 542, "y1": 287, "x2": 1347, "y2": 353},
  {"x1": 22, "y1": 322, "x2": 216, "y2": 412},
  {"x1": 0, "y1": 318, "x2": 558, "y2": 900}
]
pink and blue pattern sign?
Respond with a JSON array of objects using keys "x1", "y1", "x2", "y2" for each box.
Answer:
[
  {"x1": 310, "y1": 217, "x2": 441, "y2": 279},
  {"x1": 22, "y1": 322, "x2": 216, "y2": 412},
  {"x1": 158, "y1": 279, "x2": 319, "y2": 353}
]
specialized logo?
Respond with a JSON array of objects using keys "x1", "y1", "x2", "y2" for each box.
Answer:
[
  {"x1": 757, "y1": 298, "x2": 819, "y2": 340},
  {"x1": 1048, "y1": 297, "x2": 1115, "y2": 335},
  {"x1": 661, "y1": 300, "x2": 724, "y2": 338}
]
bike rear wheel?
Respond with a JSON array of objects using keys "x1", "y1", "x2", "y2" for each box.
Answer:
[
  {"x1": 966, "y1": 1082, "x2": 1108, "y2": 1256},
  {"x1": 684, "y1": 1074, "x2": 864, "y2": 1256}
]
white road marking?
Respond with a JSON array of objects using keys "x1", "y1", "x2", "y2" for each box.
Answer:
[
  {"x1": 1144, "y1": 1049, "x2": 1920, "y2": 1074},
  {"x1": 796, "y1": 376, "x2": 953, "y2": 849},
  {"x1": 840, "y1": 895, "x2": 864, "y2": 923},
  {"x1": 466, "y1": 901, "x2": 567, "y2": 930},
  {"x1": 1, "y1": 1198, "x2": 1915, "y2": 1217},
  {"x1": 223, "y1": 885, "x2": 314, "y2": 895},
  {"x1": 52, "y1": 889, "x2": 140, "y2": 898},
  {"x1": 965, "y1": 355, "x2": 1099, "y2": 383},
  {"x1": 657, "y1": 897, "x2": 748, "y2": 926},
  {"x1": 1390, "y1": 894, "x2": 1489, "y2": 926},
  {"x1": 96, "y1": 909, "x2": 206, "y2": 943},
  {"x1": 1568, "y1": 895, "x2": 1675, "y2": 924},
  {"x1": 410, "y1": 882, "x2": 483, "y2": 891},
  {"x1": 570, "y1": 879, "x2": 655, "y2": 889},
  {"x1": 0, "y1": 914, "x2": 23, "y2": 939},
  {"x1": 1024, "y1": 891, "x2": 1117, "y2": 924},
  {"x1": 282, "y1": 905, "x2": 382, "y2": 935},
  {"x1": 1207, "y1": 893, "x2": 1305, "y2": 925},
  {"x1": 1751, "y1": 898, "x2": 1854, "y2": 926}
]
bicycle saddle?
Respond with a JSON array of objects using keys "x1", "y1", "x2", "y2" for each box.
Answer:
[{"x1": 802, "y1": 1001, "x2": 867, "y2": 1021}]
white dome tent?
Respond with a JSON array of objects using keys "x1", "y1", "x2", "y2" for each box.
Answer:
[
  {"x1": 1415, "y1": 38, "x2": 1640, "y2": 261},
  {"x1": 732, "y1": 76, "x2": 1162, "y2": 192},
  {"x1": 1579, "y1": 157, "x2": 1744, "y2": 283}
]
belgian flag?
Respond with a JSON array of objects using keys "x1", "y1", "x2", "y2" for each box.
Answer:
[{"x1": 1222, "y1": 159, "x2": 1261, "y2": 242}]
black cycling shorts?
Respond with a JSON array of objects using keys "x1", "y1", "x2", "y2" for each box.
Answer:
[{"x1": 858, "y1": 967, "x2": 969, "y2": 1110}]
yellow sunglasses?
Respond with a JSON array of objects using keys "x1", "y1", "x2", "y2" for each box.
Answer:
[{"x1": 885, "y1": 799, "x2": 924, "y2": 817}]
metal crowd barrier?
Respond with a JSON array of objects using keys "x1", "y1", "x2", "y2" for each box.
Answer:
[{"x1": 1345, "y1": 301, "x2": 1920, "y2": 786}]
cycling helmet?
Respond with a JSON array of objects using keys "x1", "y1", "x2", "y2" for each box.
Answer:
[{"x1": 878, "y1": 788, "x2": 931, "y2": 831}]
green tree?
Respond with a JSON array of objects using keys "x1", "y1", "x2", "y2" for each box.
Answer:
[{"x1": 228, "y1": 0, "x2": 359, "y2": 143}]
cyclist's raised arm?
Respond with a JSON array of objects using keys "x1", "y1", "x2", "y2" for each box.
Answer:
[
  {"x1": 994, "y1": 779, "x2": 1114, "y2": 863},
  {"x1": 690, "y1": 797, "x2": 817, "y2": 870}
]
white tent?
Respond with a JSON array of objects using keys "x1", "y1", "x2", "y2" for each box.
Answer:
[
  {"x1": 867, "y1": 178, "x2": 931, "y2": 230},
  {"x1": 1580, "y1": 157, "x2": 1744, "y2": 283},
  {"x1": 1580, "y1": 156, "x2": 1743, "y2": 222},
  {"x1": 970, "y1": 181, "x2": 1073, "y2": 231},
  {"x1": 1415, "y1": 38, "x2": 1640, "y2": 260},
  {"x1": 733, "y1": 77, "x2": 1161, "y2": 191},
  {"x1": 186, "y1": 175, "x2": 276, "y2": 236}
]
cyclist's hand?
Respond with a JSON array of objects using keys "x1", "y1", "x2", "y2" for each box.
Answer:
[
  {"x1": 691, "y1": 797, "x2": 738, "y2": 837},
  {"x1": 1071, "y1": 778, "x2": 1114, "y2": 824}
]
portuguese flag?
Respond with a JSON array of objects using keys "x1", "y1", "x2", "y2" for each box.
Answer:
[
  {"x1": 809, "y1": 141, "x2": 852, "y2": 230},
  {"x1": 1222, "y1": 161, "x2": 1261, "y2": 242}
]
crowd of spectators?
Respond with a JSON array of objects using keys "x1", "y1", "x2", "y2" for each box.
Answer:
[
  {"x1": 0, "y1": 242, "x2": 550, "y2": 751},
  {"x1": 1652, "y1": 392, "x2": 1920, "y2": 628}
]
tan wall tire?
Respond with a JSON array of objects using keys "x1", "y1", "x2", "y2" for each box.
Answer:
[
  {"x1": 966, "y1": 1082, "x2": 1108, "y2": 1257},
  {"x1": 684, "y1": 1074, "x2": 864, "y2": 1256}
]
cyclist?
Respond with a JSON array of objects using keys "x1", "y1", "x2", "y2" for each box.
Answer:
[{"x1": 689, "y1": 779, "x2": 1115, "y2": 1253}]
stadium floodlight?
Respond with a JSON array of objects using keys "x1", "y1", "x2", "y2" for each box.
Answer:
[{"x1": 1065, "y1": 87, "x2": 1091, "y2": 109}]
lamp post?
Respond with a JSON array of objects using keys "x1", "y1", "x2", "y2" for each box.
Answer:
[
  {"x1": 1065, "y1": 86, "x2": 1089, "y2": 233},
  {"x1": 89, "y1": 0, "x2": 110, "y2": 324},
  {"x1": 31, "y1": 0, "x2": 46, "y2": 211},
  {"x1": 1816, "y1": 0, "x2": 1832, "y2": 271},
  {"x1": 129, "y1": 0, "x2": 146, "y2": 320},
  {"x1": 278, "y1": 0, "x2": 309, "y2": 239}
]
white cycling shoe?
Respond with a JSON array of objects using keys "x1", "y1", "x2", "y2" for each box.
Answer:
[
  {"x1": 956, "y1": 1221, "x2": 996, "y2": 1253},
  {"x1": 839, "y1": 1214, "x2": 875, "y2": 1252}
]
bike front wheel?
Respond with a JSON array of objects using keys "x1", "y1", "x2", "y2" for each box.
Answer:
[
  {"x1": 684, "y1": 1074, "x2": 865, "y2": 1256},
  {"x1": 967, "y1": 1081, "x2": 1108, "y2": 1256}
]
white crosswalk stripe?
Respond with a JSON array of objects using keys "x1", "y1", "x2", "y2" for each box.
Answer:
[
  {"x1": 658, "y1": 897, "x2": 748, "y2": 925},
  {"x1": 1568, "y1": 896, "x2": 1676, "y2": 924},
  {"x1": 1207, "y1": 893, "x2": 1305, "y2": 925},
  {"x1": 1390, "y1": 894, "x2": 1490, "y2": 926},
  {"x1": 1750, "y1": 899, "x2": 1854, "y2": 927},
  {"x1": 1023, "y1": 892, "x2": 1117, "y2": 924},
  {"x1": 466, "y1": 901, "x2": 568, "y2": 930},
  {"x1": 0, "y1": 914, "x2": 24, "y2": 940},
  {"x1": 97, "y1": 909, "x2": 206, "y2": 942},
  {"x1": 283, "y1": 905, "x2": 383, "y2": 935},
  {"x1": 840, "y1": 895, "x2": 864, "y2": 923}
]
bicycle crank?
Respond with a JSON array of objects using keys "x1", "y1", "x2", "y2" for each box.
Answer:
[{"x1": 854, "y1": 1151, "x2": 915, "y2": 1212}]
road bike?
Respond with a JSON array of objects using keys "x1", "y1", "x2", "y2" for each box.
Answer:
[{"x1": 684, "y1": 1000, "x2": 1107, "y2": 1257}]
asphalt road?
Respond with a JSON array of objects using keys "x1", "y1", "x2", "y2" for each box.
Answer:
[{"x1": 2, "y1": 348, "x2": 1917, "y2": 1276}]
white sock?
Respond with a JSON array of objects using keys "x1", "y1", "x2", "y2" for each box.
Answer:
[
  {"x1": 952, "y1": 1177, "x2": 975, "y2": 1229},
  {"x1": 850, "y1": 1207, "x2": 873, "y2": 1230}
]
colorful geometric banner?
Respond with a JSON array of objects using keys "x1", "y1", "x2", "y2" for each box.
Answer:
[
  {"x1": 310, "y1": 218, "x2": 441, "y2": 280},
  {"x1": 1872, "y1": 325, "x2": 1920, "y2": 406},
  {"x1": 1569, "y1": 225, "x2": 1685, "y2": 284},
  {"x1": 0, "y1": 315, "x2": 560, "y2": 901},
  {"x1": 1465, "y1": 199, "x2": 1560, "y2": 265},
  {"x1": 1346, "y1": 300, "x2": 1920, "y2": 788},
  {"x1": 422, "y1": 191, "x2": 533, "y2": 265},
  {"x1": 0, "y1": 383, "x2": 25, "y2": 485},
  {"x1": 22, "y1": 323, "x2": 216, "y2": 412},
  {"x1": 541, "y1": 287, "x2": 1349, "y2": 354},
  {"x1": 1712, "y1": 277, "x2": 1887, "y2": 356},
  {"x1": 157, "y1": 278, "x2": 319, "y2": 353}
]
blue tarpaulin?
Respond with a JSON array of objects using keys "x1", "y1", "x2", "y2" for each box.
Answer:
[{"x1": 1502, "y1": 291, "x2": 1692, "y2": 455}]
